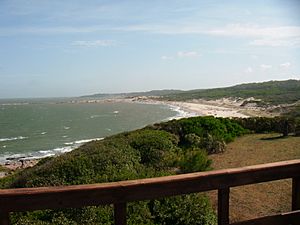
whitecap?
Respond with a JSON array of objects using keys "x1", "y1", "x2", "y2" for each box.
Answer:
[
  {"x1": 113, "y1": 111, "x2": 119, "y2": 114},
  {"x1": 39, "y1": 150, "x2": 52, "y2": 154},
  {"x1": 53, "y1": 146, "x2": 73, "y2": 153},
  {"x1": 90, "y1": 115, "x2": 100, "y2": 119},
  {"x1": 41, "y1": 132, "x2": 47, "y2": 135},
  {"x1": 74, "y1": 138, "x2": 103, "y2": 144},
  {"x1": 166, "y1": 105, "x2": 196, "y2": 120},
  {"x1": 64, "y1": 142, "x2": 74, "y2": 145},
  {"x1": 63, "y1": 126, "x2": 70, "y2": 130},
  {"x1": 0, "y1": 136, "x2": 28, "y2": 142},
  {"x1": 0, "y1": 137, "x2": 104, "y2": 164}
]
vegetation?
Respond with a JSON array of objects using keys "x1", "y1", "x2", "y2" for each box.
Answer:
[
  {"x1": 0, "y1": 165, "x2": 6, "y2": 172},
  {"x1": 232, "y1": 117, "x2": 298, "y2": 136},
  {"x1": 81, "y1": 89, "x2": 183, "y2": 98},
  {"x1": 161, "y1": 80, "x2": 300, "y2": 105},
  {"x1": 0, "y1": 116, "x2": 248, "y2": 224},
  {"x1": 2, "y1": 115, "x2": 297, "y2": 224},
  {"x1": 208, "y1": 133, "x2": 300, "y2": 222},
  {"x1": 152, "y1": 116, "x2": 247, "y2": 153}
]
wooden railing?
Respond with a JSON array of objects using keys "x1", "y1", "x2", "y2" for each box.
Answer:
[{"x1": 0, "y1": 159, "x2": 300, "y2": 225}]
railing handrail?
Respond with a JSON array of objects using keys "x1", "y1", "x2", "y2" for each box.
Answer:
[
  {"x1": 1, "y1": 159, "x2": 300, "y2": 225},
  {"x1": 0, "y1": 159, "x2": 300, "y2": 213}
]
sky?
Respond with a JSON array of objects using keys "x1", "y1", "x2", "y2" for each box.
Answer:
[{"x1": 0, "y1": 0, "x2": 300, "y2": 98}]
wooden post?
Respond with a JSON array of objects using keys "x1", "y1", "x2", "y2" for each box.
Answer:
[
  {"x1": 292, "y1": 177, "x2": 300, "y2": 211},
  {"x1": 218, "y1": 188, "x2": 230, "y2": 225},
  {"x1": 0, "y1": 211, "x2": 10, "y2": 225},
  {"x1": 114, "y1": 203, "x2": 126, "y2": 225}
]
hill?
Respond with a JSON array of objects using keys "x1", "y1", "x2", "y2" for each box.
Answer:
[
  {"x1": 81, "y1": 89, "x2": 183, "y2": 98},
  {"x1": 161, "y1": 79, "x2": 300, "y2": 105},
  {"x1": 1, "y1": 116, "x2": 249, "y2": 225},
  {"x1": 81, "y1": 80, "x2": 300, "y2": 106},
  {"x1": 1, "y1": 115, "x2": 299, "y2": 224}
]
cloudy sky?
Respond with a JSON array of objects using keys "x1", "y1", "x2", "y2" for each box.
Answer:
[{"x1": 0, "y1": 0, "x2": 300, "y2": 98}]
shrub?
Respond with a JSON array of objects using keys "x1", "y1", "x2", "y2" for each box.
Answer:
[
  {"x1": 4, "y1": 117, "x2": 231, "y2": 224},
  {"x1": 232, "y1": 117, "x2": 296, "y2": 136},
  {"x1": 152, "y1": 194, "x2": 217, "y2": 225},
  {"x1": 179, "y1": 148, "x2": 212, "y2": 173},
  {"x1": 127, "y1": 129, "x2": 179, "y2": 169},
  {"x1": 154, "y1": 116, "x2": 247, "y2": 145}
]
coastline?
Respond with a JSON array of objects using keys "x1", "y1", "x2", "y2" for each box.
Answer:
[
  {"x1": 0, "y1": 97, "x2": 276, "y2": 172},
  {"x1": 126, "y1": 97, "x2": 278, "y2": 119}
]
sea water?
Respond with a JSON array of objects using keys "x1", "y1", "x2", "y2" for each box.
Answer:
[{"x1": 0, "y1": 98, "x2": 181, "y2": 163}]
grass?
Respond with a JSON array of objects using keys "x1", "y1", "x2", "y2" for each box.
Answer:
[
  {"x1": 162, "y1": 79, "x2": 300, "y2": 105},
  {"x1": 0, "y1": 165, "x2": 9, "y2": 172},
  {"x1": 207, "y1": 133, "x2": 300, "y2": 223}
]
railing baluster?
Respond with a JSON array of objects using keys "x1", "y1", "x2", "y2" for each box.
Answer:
[
  {"x1": 218, "y1": 187, "x2": 230, "y2": 225},
  {"x1": 292, "y1": 177, "x2": 300, "y2": 211},
  {"x1": 0, "y1": 211, "x2": 10, "y2": 225},
  {"x1": 114, "y1": 203, "x2": 127, "y2": 225},
  {"x1": 0, "y1": 160, "x2": 299, "y2": 225}
]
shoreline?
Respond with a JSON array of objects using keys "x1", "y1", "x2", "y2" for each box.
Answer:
[
  {"x1": 128, "y1": 97, "x2": 278, "y2": 119},
  {"x1": 0, "y1": 97, "x2": 276, "y2": 172}
]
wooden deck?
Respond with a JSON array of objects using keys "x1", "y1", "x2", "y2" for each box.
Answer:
[{"x1": 0, "y1": 159, "x2": 300, "y2": 225}]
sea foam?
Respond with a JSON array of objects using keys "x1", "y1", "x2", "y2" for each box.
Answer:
[
  {"x1": 0, "y1": 137, "x2": 104, "y2": 164},
  {"x1": 166, "y1": 105, "x2": 195, "y2": 120},
  {"x1": 0, "y1": 136, "x2": 28, "y2": 142}
]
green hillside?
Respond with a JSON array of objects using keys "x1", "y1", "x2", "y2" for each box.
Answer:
[
  {"x1": 161, "y1": 79, "x2": 300, "y2": 105},
  {"x1": 1, "y1": 115, "x2": 299, "y2": 224},
  {"x1": 1, "y1": 116, "x2": 249, "y2": 225},
  {"x1": 81, "y1": 89, "x2": 183, "y2": 98}
]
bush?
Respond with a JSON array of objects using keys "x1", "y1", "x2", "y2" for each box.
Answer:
[
  {"x1": 152, "y1": 194, "x2": 217, "y2": 225},
  {"x1": 154, "y1": 116, "x2": 247, "y2": 145},
  {"x1": 232, "y1": 117, "x2": 296, "y2": 136},
  {"x1": 4, "y1": 117, "x2": 236, "y2": 224},
  {"x1": 179, "y1": 148, "x2": 212, "y2": 173},
  {"x1": 127, "y1": 129, "x2": 179, "y2": 168}
]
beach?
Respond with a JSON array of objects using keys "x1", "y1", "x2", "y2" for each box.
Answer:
[
  {"x1": 128, "y1": 96, "x2": 278, "y2": 119},
  {"x1": 0, "y1": 97, "x2": 276, "y2": 172}
]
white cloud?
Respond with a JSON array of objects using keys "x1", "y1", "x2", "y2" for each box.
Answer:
[
  {"x1": 177, "y1": 51, "x2": 200, "y2": 58},
  {"x1": 244, "y1": 67, "x2": 253, "y2": 73},
  {"x1": 71, "y1": 40, "x2": 115, "y2": 47},
  {"x1": 161, "y1": 51, "x2": 200, "y2": 60},
  {"x1": 205, "y1": 24, "x2": 300, "y2": 39},
  {"x1": 206, "y1": 24, "x2": 300, "y2": 47},
  {"x1": 161, "y1": 56, "x2": 173, "y2": 60},
  {"x1": 280, "y1": 62, "x2": 291, "y2": 69},
  {"x1": 0, "y1": 26, "x2": 105, "y2": 36},
  {"x1": 260, "y1": 64, "x2": 272, "y2": 70},
  {"x1": 250, "y1": 38, "x2": 300, "y2": 47},
  {"x1": 250, "y1": 55, "x2": 258, "y2": 60},
  {"x1": 1, "y1": 23, "x2": 300, "y2": 47}
]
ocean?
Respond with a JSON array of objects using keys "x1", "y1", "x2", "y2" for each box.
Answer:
[{"x1": 0, "y1": 98, "x2": 183, "y2": 163}]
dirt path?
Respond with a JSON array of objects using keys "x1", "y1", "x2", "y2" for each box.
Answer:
[{"x1": 207, "y1": 133, "x2": 300, "y2": 223}]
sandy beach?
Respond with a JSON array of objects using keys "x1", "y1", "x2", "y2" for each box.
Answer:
[
  {"x1": 0, "y1": 97, "x2": 276, "y2": 172},
  {"x1": 128, "y1": 97, "x2": 278, "y2": 119},
  {"x1": 165, "y1": 101, "x2": 248, "y2": 118},
  {"x1": 67, "y1": 96, "x2": 279, "y2": 118}
]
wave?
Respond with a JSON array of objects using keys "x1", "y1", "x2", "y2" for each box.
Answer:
[
  {"x1": 166, "y1": 105, "x2": 196, "y2": 120},
  {"x1": 0, "y1": 136, "x2": 28, "y2": 142},
  {"x1": 90, "y1": 115, "x2": 101, "y2": 119},
  {"x1": 64, "y1": 137, "x2": 104, "y2": 146},
  {"x1": 0, "y1": 137, "x2": 104, "y2": 164},
  {"x1": 0, "y1": 103, "x2": 29, "y2": 106}
]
